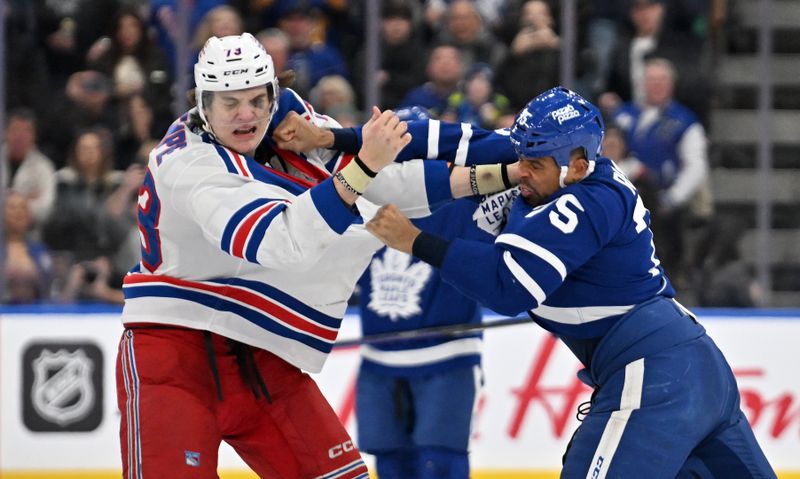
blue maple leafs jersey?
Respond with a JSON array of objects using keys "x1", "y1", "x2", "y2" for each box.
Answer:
[
  {"x1": 352, "y1": 119, "x2": 518, "y2": 166},
  {"x1": 436, "y1": 157, "x2": 675, "y2": 349},
  {"x1": 357, "y1": 189, "x2": 518, "y2": 377}
]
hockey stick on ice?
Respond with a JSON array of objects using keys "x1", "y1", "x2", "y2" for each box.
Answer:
[{"x1": 334, "y1": 316, "x2": 534, "y2": 348}]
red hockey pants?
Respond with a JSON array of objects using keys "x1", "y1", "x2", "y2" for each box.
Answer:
[{"x1": 116, "y1": 326, "x2": 368, "y2": 478}]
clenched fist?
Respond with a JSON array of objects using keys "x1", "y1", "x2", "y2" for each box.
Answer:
[
  {"x1": 272, "y1": 111, "x2": 333, "y2": 153},
  {"x1": 358, "y1": 107, "x2": 412, "y2": 174},
  {"x1": 366, "y1": 204, "x2": 420, "y2": 253}
]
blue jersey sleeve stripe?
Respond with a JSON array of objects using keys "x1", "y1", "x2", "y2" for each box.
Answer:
[
  {"x1": 496, "y1": 233, "x2": 567, "y2": 280},
  {"x1": 309, "y1": 178, "x2": 357, "y2": 233},
  {"x1": 221, "y1": 198, "x2": 272, "y2": 253},
  {"x1": 213, "y1": 144, "x2": 238, "y2": 174},
  {"x1": 503, "y1": 250, "x2": 546, "y2": 304},
  {"x1": 244, "y1": 202, "x2": 288, "y2": 263},
  {"x1": 453, "y1": 123, "x2": 473, "y2": 166}
]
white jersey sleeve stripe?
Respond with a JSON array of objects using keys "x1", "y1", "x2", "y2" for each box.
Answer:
[
  {"x1": 503, "y1": 250, "x2": 546, "y2": 304},
  {"x1": 496, "y1": 233, "x2": 567, "y2": 280},
  {"x1": 453, "y1": 123, "x2": 473, "y2": 166},
  {"x1": 427, "y1": 120, "x2": 440, "y2": 159}
]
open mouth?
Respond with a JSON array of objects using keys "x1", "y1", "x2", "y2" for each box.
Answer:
[
  {"x1": 519, "y1": 184, "x2": 536, "y2": 197},
  {"x1": 234, "y1": 126, "x2": 257, "y2": 136}
]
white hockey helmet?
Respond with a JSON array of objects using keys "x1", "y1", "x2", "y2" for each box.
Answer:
[{"x1": 194, "y1": 33, "x2": 280, "y2": 130}]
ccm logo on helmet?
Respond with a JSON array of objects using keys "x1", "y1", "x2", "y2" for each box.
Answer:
[
  {"x1": 223, "y1": 68, "x2": 249, "y2": 76},
  {"x1": 551, "y1": 104, "x2": 580, "y2": 125},
  {"x1": 328, "y1": 440, "x2": 355, "y2": 458}
]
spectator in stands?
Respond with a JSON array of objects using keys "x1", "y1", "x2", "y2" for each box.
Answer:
[
  {"x1": 496, "y1": 0, "x2": 560, "y2": 110},
  {"x1": 279, "y1": 3, "x2": 350, "y2": 97},
  {"x1": 114, "y1": 94, "x2": 163, "y2": 170},
  {"x1": 40, "y1": 70, "x2": 119, "y2": 167},
  {"x1": 442, "y1": 63, "x2": 513, "y2": 129},
  {"x1": 423, "y1": 0, "x2": 506, "y2": 34},
  {"x1": 88, "y1": 7, "x2": 171, "y2": 106},
  {"x1": 192, "y1": 5, "x2": 244, "y2": 52},
  {"x1": 354, "y1": 0, "x2": 427, "y2": 110},
  {"x1": 694, "y1": 215, "x2": 763, "y2": 307},
  {"x1": 6, "y1": 0, "x2": 51, "y2": 117},
  {"x1": 1, "y1": 108, "x2": 56, "y2": 232},
  {"x1": 599, "y1": 0, "x2": 710, "y2": 123},
  {"x1": 149, "y1": 0, "x2": 225, "y2": 75},
  {"x1": 309, "y1": 75, "x2": 361, "y2": 127},
  {"x1": 35, "y1": 0, "x2": 118, "y2": 87},
  {"x1": 257, "y1": 28, "x2": 291, "y2": 73},
  {"x1": 44, "y1": 127, "x2": 134, "y2": 303},
  {"x1": 43, "y1": 127, "x2": 125, "y2": 263},
  {"x1": 601, "y1": 124, "x2": 659, "y2": 213},
  {"x1": 435, "y1": 0, "x2": 506, "y2": 70},
  {"x1": 579, "y1": 1, "x2": 629, "y2": 96},
  {"x1": 2, "y1": 191, "x2": 53, "y2": 304},
  {"x1": 611, "y1": 58, "x2": 710, "y2": 287},
  {"x1": 399, "y1": 44, "x2": 464, "y2": 117}
]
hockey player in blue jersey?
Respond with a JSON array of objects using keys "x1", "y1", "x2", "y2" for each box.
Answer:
[
  {"x1": 366, "y1": 87, "x2": 776, "y2": 478},
  {"x1": 354, "y1": 106, "x2": 515, "y2": 479}
]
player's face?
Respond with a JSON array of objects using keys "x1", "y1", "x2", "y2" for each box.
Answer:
[
  {"x1": 517, "y1": 156, "x2": 561, "y2": 206},
  {"x1": 206, "y1": 86, "x2": 273, "y2": 156}
]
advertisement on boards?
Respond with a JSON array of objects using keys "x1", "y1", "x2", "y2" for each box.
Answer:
[{"x1": 0, "y1": 310, "x2": 798, "y2": 478}]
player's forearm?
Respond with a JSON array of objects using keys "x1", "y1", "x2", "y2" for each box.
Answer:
[
  {"x1": 334, "y1": 120, "x2": 518, "y2": 166},
  {"x1": 413, "y1": 235, "x2": 538, "y2": 316},
  {"x1": 450, "y1": 163, "x2": 519, "y2": 199}
]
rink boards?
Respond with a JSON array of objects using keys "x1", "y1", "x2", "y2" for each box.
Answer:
[{"x1": 1, "y1": 307, "x2": 798, "y2": 478}]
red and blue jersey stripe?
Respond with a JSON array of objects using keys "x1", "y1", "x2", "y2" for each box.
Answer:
[
  {"x1": 221, "y1": 198, "x2": 291, "y2": 263},
  {"x1": 123, "y1": 274, "x2": 341, "y2": 353}
]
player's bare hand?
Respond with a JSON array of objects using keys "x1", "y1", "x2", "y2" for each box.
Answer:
[
  {"x1": 358, "y1": 107, "x2": 412, "y2": 173},
  {"x1": 366, "y1": 204, "x2": 420, "y2": 254},
  {"x1": 272, "y1": 111, "x2": 333, "y2": 152}
]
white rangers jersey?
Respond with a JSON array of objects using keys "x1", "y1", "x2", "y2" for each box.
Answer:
[{"x1": 122, "y1": 89, "x2": 452, "y2": 372}]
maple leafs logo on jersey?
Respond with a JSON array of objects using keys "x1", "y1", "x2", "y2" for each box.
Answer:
[
  {"x1": 473, "y1": 188, "x2": 519, "y2": 236},
  {"x1": 367, "y1": 248, "x2": 432, "y2": 321}
]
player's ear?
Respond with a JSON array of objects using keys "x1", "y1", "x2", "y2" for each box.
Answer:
[
  {"x1": 566, "y1": 151, "x2": 590, "y2": 183},
  {"x1": 568, "y1": 154, "x2": 589, "y2": 175}
]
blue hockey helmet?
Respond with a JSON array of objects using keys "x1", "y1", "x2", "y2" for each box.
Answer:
[
  {"x1": 509, "y1": 87, "x2": 604, "y2": 172},
  {"x1": 393, "y1": 105, "x2": 431, "y2": 122}
]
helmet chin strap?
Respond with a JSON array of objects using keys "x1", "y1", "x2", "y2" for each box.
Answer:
[
  {"x1": 558, "y1": 166, "x2": 569, "y2": 188},
  {"x1": 196, "y1": 89, "x2": 216, "y2": 137},
  {"x1": 558, "y1": 159, "x2": 596, "y2": 188}
]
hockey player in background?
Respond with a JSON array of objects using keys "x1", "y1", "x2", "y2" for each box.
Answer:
[
  {"x1": 353, "y1": 107, "x2": 517, "y2": 479},
  {"x1": 115, "y1": 33, "x2": 520, "y2": 478},
  {"x1": 367, "y1": 87, "x2": 776, "y2": 478}
]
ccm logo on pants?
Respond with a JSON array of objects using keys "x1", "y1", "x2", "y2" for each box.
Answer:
[
  {"x1": 328, "y1": 440, "x2": 355, "y2": 458},
  {"x1": 591, "y1": 456, "x2": 605, "y2": 478}
]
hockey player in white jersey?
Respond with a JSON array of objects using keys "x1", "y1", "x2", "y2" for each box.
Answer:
[
  {"x1": 367, "y1": 87, "x2": 775, "y2": 478},
  {"x1": 115, "y1": 33, "x2": 519, "y2": 479}
]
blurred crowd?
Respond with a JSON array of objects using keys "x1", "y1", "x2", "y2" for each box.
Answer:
[{"x1": 2, "y1": 0, "x2": 759, "y2": 307}]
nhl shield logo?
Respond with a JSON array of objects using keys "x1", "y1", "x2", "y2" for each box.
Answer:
[
  {"x1": 23, "y1": 342, "x2": 103, "y2": 432},
  {"x1": 32, "y1": 349, "x2": 95, "y2": 426}
]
